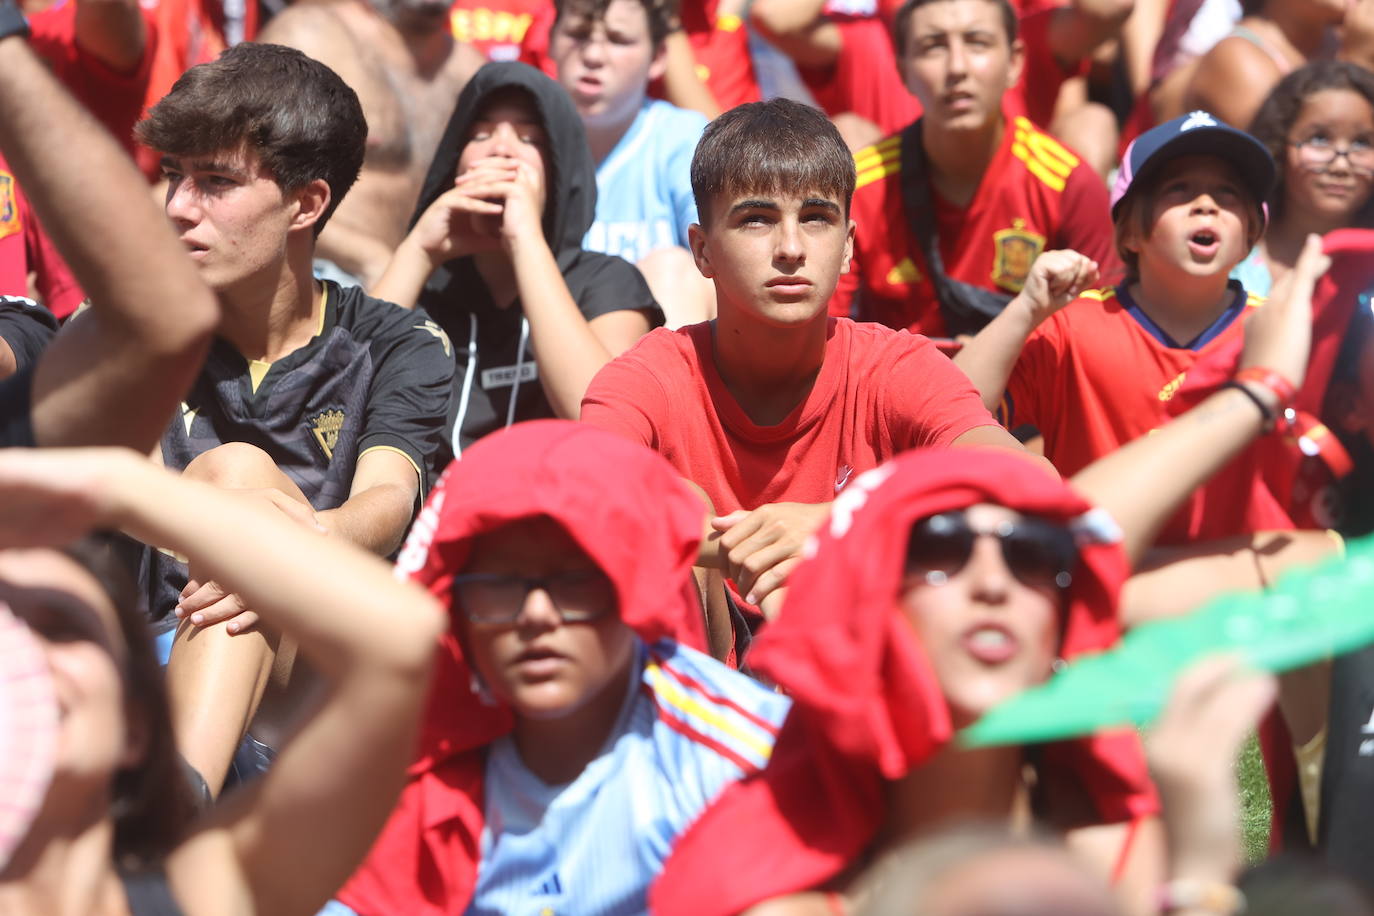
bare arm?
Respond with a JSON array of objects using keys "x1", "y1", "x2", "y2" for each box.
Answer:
[
  {"x1": 0, "y1": 446, "x2": 443, "y2": 916},
  {"x1": 1185, "y1": 37, "x2": 1280, "y2": 131},
  {"x1": 0, "y1": 35, "x2": 217, "y2": 451},
  {"x1": 661, "y1": 31, "x2": 723, "y2": 119},
  {"x1": 1071, "y1": 236, "x2": 1326, "y2": 567},
  {"x1": 749, "y1": 0, "x2": 843, "y2": 69},
  {"x1": 953, "y1": 249, "x2": 1099, "y2": 411},
  {"x1": 316, "y1": 448, "x2": 421, "y2": 556},
  {"x1": 1046, "y1": 0, "x2": 1135, "y2": 67},
  {"x1": 73, "y1": 0, "x2": 147, "y2": 73},
  {"x1": 1119, "y1": 0, "x2": 1167, "y2": 96}
]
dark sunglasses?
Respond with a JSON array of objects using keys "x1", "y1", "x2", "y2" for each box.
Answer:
[
  {"x1": 451, "y1": 570, "x2": 616, "y2": 625},
  {"x1": 904, "y1": 511, "x2": 1077, "y2": 591}
]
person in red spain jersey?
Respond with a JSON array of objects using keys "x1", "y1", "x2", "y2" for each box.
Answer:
[
  {"x1": 582, "y1": 98, "x2": 1037, "y2": 663},
  {"x1": 830, "y1": 0, "x2": 1117, "y2": 340},
  {"x1": 954, "y1": 112, "x2": 1345, "y2": 851}
]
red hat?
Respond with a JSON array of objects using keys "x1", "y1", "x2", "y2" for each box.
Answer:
[
  {"x1": 652, "y1": 449, "x2": 1157, "y2": 916},
  {"x1": 0, "y1": 601, "x2": 58, "y2": 871},
  {"x1": 340, "y1": 420, "x2": 707, "y2": 915}
]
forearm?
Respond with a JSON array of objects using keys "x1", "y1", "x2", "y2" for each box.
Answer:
[
  {"x1": 0, "y1": 39, "x2": 212, "y2": 350},
  {"x1": 1071, "y1": 387, "x2": 1266, "y2": 567},
  {"x1": 661, "y1": 32, "x2": 722, "y2": 120},
  {"x1": 509, "y1": 233, "x2": 614, "y2": 418},
  {"x1": 1050, "y1": 0, "x2": 1133, "y2": 63},
  {"x1": 73, "y1": 0, "x2": 147, "y2": 73},
  {"x1": 1120, "y1": 0, "x2": 1166, "y2": 95},
  {"x1": 750, "y1": 0, "x2": 827, "y2": 45},
  {"x1": 103, "y1": 453, "x2": 440, "y2": 679},
  {"x1": 952, "y1": 297, "x2": 1038, "y2": 411},
  {"x1": 370, "y1": 237, "x2": 436, "y2": 310},
  {"x1": 316, "y1": 221, "x2": 402, "y2": 291},
  {"x1": 315, "y1": 481, "x2": 416, "y2": 556}
]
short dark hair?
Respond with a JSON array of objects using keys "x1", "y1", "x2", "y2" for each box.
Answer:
[
  {"x1": 1248, "y1": 60, "x2": 1374, "y2": 225},
  {"x1": 691, "y1": 98, "x2": 856, "y2": 224},
  {"x1": 553, "y1": 0, "x2": 678, "y2": 48},
  {"x1": 892, "y1": 0, "x2": 1018, "y2": 60},
  {"x1": 135, "y1": 43, "x2": 366, "y2": 236}
]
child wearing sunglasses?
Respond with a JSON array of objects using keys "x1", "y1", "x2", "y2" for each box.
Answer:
[
  {"x1": 652, "y1": 249, "x2": 1327, "y2": 915},
  {"x1": 331, "y1": 420, "x2": 790, "y2": 916}
]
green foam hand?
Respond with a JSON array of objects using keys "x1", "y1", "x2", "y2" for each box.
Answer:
[{"x1": 960, "y1": 533, "x2": 1374, "y2": 748}]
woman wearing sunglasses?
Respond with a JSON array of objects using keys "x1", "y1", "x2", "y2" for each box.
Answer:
[
  {"x1": 651, "y1": 238, "x2": 1328, "y2": 916},
  {"x1": 332, "y1": 420, "x2": 791, "y2": 916}
]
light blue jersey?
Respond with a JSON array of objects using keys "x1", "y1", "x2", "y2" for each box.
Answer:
[
  {"x1": 584, "y1": 101, "x2": 707, "y2": 266},
  {"x1": 465, "y1": 639, "x2": 790, "y2": 916}
]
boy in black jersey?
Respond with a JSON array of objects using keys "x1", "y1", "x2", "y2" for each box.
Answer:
[{"x1": 133, "y1": 43, "x2": 455, "y2": 795}]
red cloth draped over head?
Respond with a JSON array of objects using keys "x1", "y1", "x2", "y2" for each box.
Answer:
[
  {"x1": 338, "y1": 420, "x2": 707, "y2": 916},
  {"x1": 651, "y1": 448, "x2": 1158, "y2": 916}
]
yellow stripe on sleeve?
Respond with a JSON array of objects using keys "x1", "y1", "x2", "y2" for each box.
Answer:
[{"x1": 646, "y1": 663, "x2": 775, "y2": 762}]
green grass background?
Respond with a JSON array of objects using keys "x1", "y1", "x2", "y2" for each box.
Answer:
[{"x1": 1239, "y1": 733, "x2": 1274, "y2": 863}]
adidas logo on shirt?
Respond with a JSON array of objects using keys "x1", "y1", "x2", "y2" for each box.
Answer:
[{"x1": 533, "y1": 872, "x2": 564, "y2": 896}]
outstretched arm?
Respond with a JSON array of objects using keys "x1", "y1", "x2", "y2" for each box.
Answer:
[
  {"x1": 750, "y1": 0, "x2": 842, "y2": 69},
  {"x1": 0, "y1": 446, "x2": 444, "y2": 916},
  {"x1": 1071, "y1": 235, "x2": 1327, "y2": 567},
  {"x1": 0, "y1": 30, "x2": 217, "y2": 450},
  {"x1": 953, "y1": 249, "x2": 1099, "y2": 411}
]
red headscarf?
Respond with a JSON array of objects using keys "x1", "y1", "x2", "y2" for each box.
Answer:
[
  {"x1": 338, "y1": 420, "x2": 707, "y2": 915},
  {"x1": 651, "y1": 449, "x2": 1158, "y2": 916}
]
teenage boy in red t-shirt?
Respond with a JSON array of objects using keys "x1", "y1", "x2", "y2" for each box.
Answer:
[
  {"x1": 831, "y1": 0, "x2": 1117, "y2": 340},
  {"x1": 582, "y1": 97, "x2": 1040, "y2": 659}
]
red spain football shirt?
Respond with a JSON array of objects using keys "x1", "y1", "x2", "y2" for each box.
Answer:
[
  {"x1": 1000, "y1": 285, "x2": 1299, "y2": 544},
  {"x1": 832, "y1": 113, "x2": 1118, "y2": 338}
]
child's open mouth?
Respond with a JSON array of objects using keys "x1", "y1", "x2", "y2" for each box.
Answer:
[{"x1": 1187, "y1": 229, "x2": 1220, "y2": 258}]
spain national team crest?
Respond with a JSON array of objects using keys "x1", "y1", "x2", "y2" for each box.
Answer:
[
  {"x1": 0, "y1": 172, "x2": 20, "y2": 242},
  {"x1": 309, "y1": 408, "x2": 346, "y2": 460},
  {"x1": 990, "y1": 219, "x2": 1045, "y2": 293}
]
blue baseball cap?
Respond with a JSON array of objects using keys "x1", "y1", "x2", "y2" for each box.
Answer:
[{"x1": 1111, "y1": 110, "x2": 1276, "y2": 220}]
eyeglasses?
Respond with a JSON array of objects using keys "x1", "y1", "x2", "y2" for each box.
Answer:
[
  {"x1": 904, "y1": 511, "x2": 1078, "y2": 591},
  {"x1": 1290, "y1": 137, "x2": 1374, "y2": 175},
  {"x1": 451, "y1": 570, "x2": 616, "y2": 625}
]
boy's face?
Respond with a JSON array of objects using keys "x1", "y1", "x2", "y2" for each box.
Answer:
[
  {"x1": 1125, "y1": 154, "x2": 1256, "y2": 283},
  {"x1": 161, "y1": 146, "x2": 314, "y2": 296},
  {"x1": 460, "y1": 517, "x2": 636, "y2": 723},
  {"x1": 688, "y1": 189, "x2": 855, "y2": 328},
  {"x1": 551, "y1": 0, "x2": 665, "y2": 129},
  {"x1": 900, "y1": 0, "x2": 1022, "y2": 135}
]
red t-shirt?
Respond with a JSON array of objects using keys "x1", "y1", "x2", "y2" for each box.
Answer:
[
  {"x1": 0, "y1": 156, "x2": 83, "y2": 319},
  {"x1": 796, "y1": 15, "x2": 923, "y2": 136},
  {"x1": 30, "y1": 2, "x2": 155, "y2": 157},
  {"x1": 581, "y1": 318, "x2": 997, "y2": 516},
  {"x1": 832, "y1": 113, "x2": 1118, "y2": 337},
  {"x1": 450, "y1": 0, "x2": 549, "y2": 61},
  {"x1": 1001, "y1": 285, "x2": 1298, "y2": 544}
]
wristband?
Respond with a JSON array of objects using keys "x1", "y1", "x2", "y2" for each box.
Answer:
[
  {"x1": 0, "y1": 0, "x2": 28, "y2": 42},
  {"x1": 1158, "y1": 879, "x2": 1246, "y2": 914},
  {"x1": 1234, "y1": 367, "x2": 1297, "y2": 411},
  {"x1": 1220, "y1": 381, "x2": 1276, "y2": 433}
]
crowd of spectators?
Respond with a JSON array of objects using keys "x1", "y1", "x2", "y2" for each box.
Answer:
[{"x1": 0, "y1": 0, "x2": 1373, "y2": 913}]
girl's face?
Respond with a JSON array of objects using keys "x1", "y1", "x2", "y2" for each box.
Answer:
[
  {"x1": 458, "y1": 517, "x2": 636, "y2": 723},
  {"x1": 1284, "y1": 87, "x2": 1374, "y2": 226},
  {"x1": 457, "y1": 91, "x2": 550, "y2": 217},
  {"x1": 0, "y1": 550, "x2": 138, "y2": 812},
  {"x1": 899, "y1": 504, "x2": 1070, "y2": 728}
]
